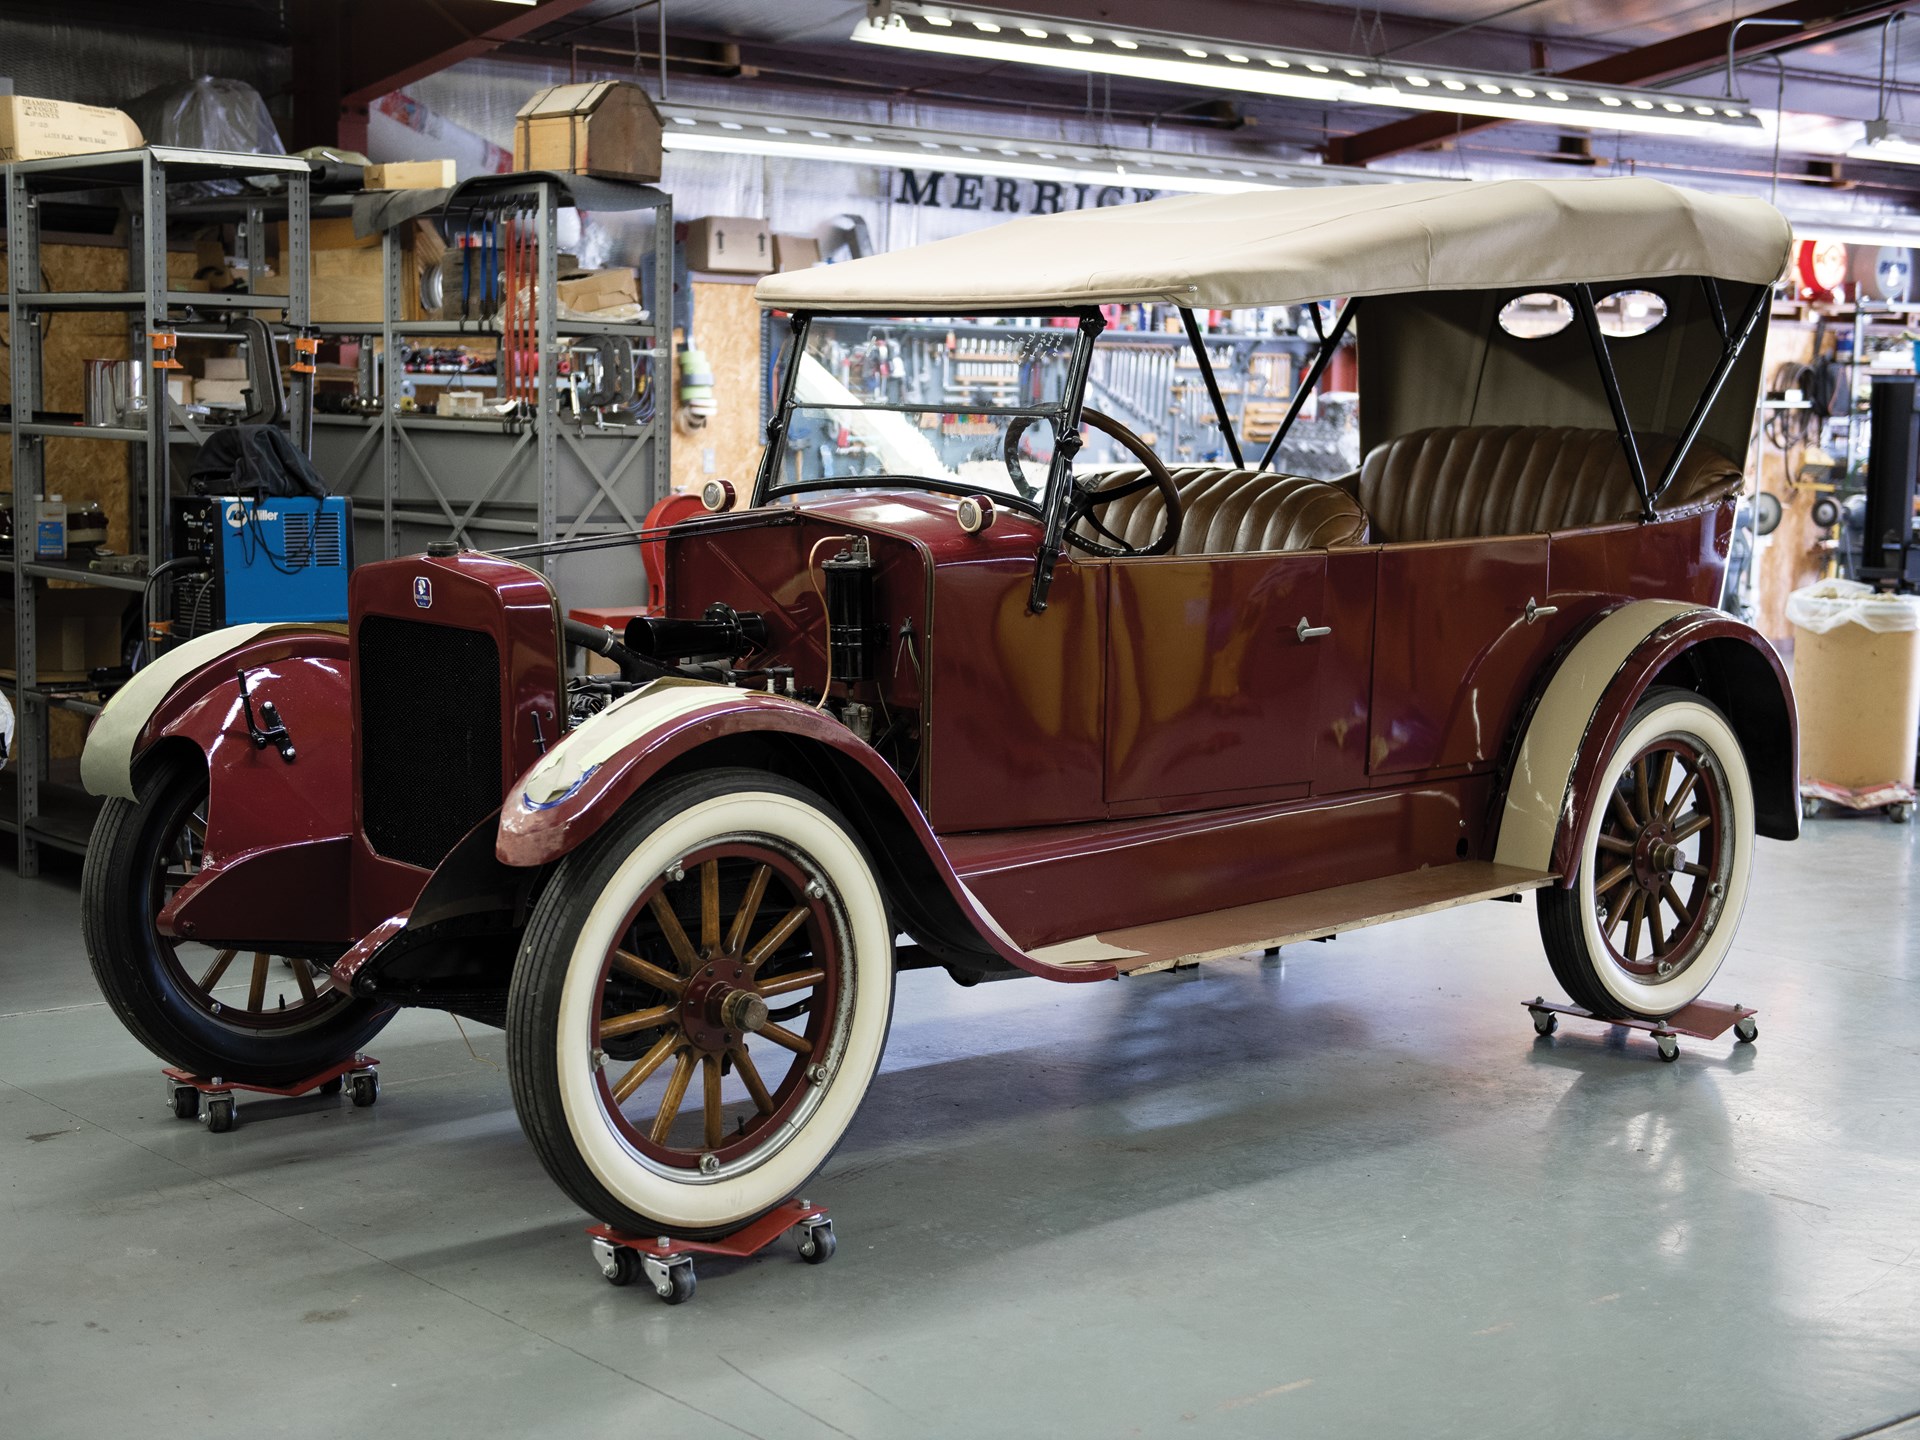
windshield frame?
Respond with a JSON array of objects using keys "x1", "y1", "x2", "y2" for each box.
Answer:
[{"x1": 754, "y1": 308, "x2": 1105, "y2": 612}]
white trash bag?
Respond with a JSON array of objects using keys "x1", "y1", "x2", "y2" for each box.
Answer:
[{"x1": 1785, "y1": 578, "x2": 1920, "y2": 635}]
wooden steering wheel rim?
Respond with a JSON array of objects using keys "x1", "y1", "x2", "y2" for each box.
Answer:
[{"x1": 1066, "y1": 407, "x2": 1184, "y2": 557}]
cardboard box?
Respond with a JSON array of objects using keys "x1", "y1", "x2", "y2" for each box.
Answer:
[
  {"x1": 686, "y1": 216, "x2": 772, "y2": 275},
  {"x1": 0, "y1": 587, "x2": 132, "y2": 682},
  {"x1": 265, "y1": 217, "x2": 441, "y2": 323},
  {"x1": 0, "y1": 95, "x2": 142, "y2": 163},
  {"x1": 363, "y1": 159, "x2": 457, "y2": 191},
  {"x1": 515, "y1": 81, "x2": 661, "y2": 183},
  {"x1": 557, "y1": 267, "x2": 640, "y2": 315},
  {"x1": 195, "y1": 379, "x2": 251, "y2": 407},
  {"x1": 772, "y1": 234, "x2": 821, "y2": 272},
  {"x1": 202, "y1": 356, "x2": 248, "y2": 381},
  {"x1": 166, "y1": 374, "x2": 194, "y2": 406},
  {"x1": 1794, "y1": 617, "x2": 1920, "y2": 790}
]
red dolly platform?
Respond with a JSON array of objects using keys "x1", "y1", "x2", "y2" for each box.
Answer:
[
  {"x1": 587, "y1": 1198, "x2": 835, "y2": 1305},
  {"x1": 1524, "y1": 997, "x2": 1758, "y2": 1061},
  {"x1": 162, "y1": 1054, "x2": 380, "y2": 1133}
]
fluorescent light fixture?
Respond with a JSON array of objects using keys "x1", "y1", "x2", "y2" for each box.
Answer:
[
  {"x1": 657, "y1": 102, "x2": 1425, "y2": 194},
  {"x1": 853, "y1": 3, "x2": 1767, "y2": 142},
  {"x1": 1852, "y1": 117, "x2": 1920, "y2": 166}
]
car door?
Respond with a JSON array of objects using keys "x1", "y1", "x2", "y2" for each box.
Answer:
[
  {"x1": 1104, "y1": 552, "x2": 1333, "y2": 807},
  {"x1": 1367, "y1": 534, "x2": 1555, "y2": 775}
]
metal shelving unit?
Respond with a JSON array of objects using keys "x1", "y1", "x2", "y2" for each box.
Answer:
[
  {"x1": 4, "y1": 146, "x2": 311, "y2": 875},
  {"x1": 309, "y1": 176, "x2": 670, "y2": 607}
]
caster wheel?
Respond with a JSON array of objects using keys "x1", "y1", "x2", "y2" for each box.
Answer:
[
  {"x1": 169, "y1": 1085, "x2": 200, "y2": 1121},
  {"x1": 1734, "y1": 1016, "x2": 1758, "y2": 1044},
  {"x1": 1656, "y1": 1034, "x2": 1680, "y2": 1063},
  {"x1": 797, "y1": 1220, "x2": 836, "y2": 1265},
  {"x1": 1531, "y1": 1009, "x2": 1558, "y2": 1037},
  {"x1": 204, "y1": 1095, "x2": 237, "y2": 1132},
  {"x1": 1890, "y1": 802, "x2": 1914, "y2": 825},
  {"x1": 1803, "y1": 796, "x2": 1820, "y2": 820},
  {"x1": 657, "y1": 1263, "x2": 696, "y2": 1305},
  {"x1": 349, "y1": 1072, "x2": 379, "y2": 1108},
  {"x1": 317, "y1": 1076, "x2": 344, "y2": 1097},
  {"x1": 602, "y1": 1249, "x2": 643, "y2": 1287}
]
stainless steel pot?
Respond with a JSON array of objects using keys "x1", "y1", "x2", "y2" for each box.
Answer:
[{"x1": 83, "y1": 358, "x2": 146, "y2": 427}]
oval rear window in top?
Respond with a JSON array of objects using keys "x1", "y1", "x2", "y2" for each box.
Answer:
[
  {"x1": 1595, "y1": 288, "x2": 1668, "y2": 338},
  {"x1": 1498, "y1": 291, "x2": 1574, "y2": 339}
]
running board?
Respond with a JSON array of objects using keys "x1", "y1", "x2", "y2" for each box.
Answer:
[{"x1": 1029, "y1": 862, "x2": 1557, "y2": 977}]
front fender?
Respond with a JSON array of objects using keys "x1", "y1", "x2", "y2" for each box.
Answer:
[
  {"x1": 81, "y1": 625, "x2": 357, "y2": 949},
  {"x1": 1495, "y1": 602, "x2": 1798, "y2": 881},
  {"x1": 497, "y1": 679, "x2": 1116, "y2": 983}
]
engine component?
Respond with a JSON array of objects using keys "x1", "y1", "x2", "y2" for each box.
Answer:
[
  {"x1": 624, "y1": 603, "x2": 767, "y2": 661},
  {"x1": 824, "y1": 537, "x2": 880, "y2": 684}
]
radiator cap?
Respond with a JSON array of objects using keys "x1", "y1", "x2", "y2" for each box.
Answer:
[{"x1": 426, "y1": 540, "x2": 461, "y2": 557}]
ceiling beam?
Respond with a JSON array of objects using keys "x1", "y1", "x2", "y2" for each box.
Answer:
[
  {"x1": 335, "y1": 0, "x2": 608, "y2": 107},
  {"x1": 1327, "y1": 0, "x2": 1911, "y2": 166}
]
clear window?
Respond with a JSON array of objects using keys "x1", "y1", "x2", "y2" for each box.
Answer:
[
  {"x1": 1498, "y1": 291, "x2": 1575, "y2": 339},
  {"x1": 1595, "y1": 288, "x2": 1668, "y2": 338}
]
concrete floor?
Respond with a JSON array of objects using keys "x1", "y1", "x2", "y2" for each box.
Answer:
[{"x1": 2, "y1": 819, "x2": 1917, "y2": 1440}]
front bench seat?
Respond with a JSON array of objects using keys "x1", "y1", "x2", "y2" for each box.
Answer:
[
  {"x1": 1356, "y1": 426, "x2": 1743, "y2": 544},
  {"x1": 1074, "y1": 465, "x2": 1370, "y2": 555}
]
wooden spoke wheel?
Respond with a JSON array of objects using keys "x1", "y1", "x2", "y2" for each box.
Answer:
[
  {"x1": 81, "y1": 750, "x2": 392, "y2": 1085},
  {"x1": 508, "y1": 769, "x2": 893, "y2": 1239},
  {"x1": 1539, "y1": 688, "x2": 1755, "y2": 1020}
]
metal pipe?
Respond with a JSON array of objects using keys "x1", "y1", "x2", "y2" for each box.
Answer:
[
  {"x1": 1700, "y1": 275, "x2": 1729, "y2": 343},
  {"x1": 1652, "y1": 283, "x2": 1772, "y2": 509},
  {"x1": 1180, "y1": 307, "x2": 1243, "y2": 467},
  {"x1": 1572, "y1": 281, "x2": 1654, "y2": 520},
  {"x1": 752, "y1": 312, "x2": 811, "y2": 503},
  {"x1": 1258, "y1": 299, "x2": 1354, "y2": 473},
  {"x1": 1725, "y1": 16, "x2": 1801, "y2": 97},
  {"x1": 1029, "y1": 309, "x2": 1106, "y2": 614}
]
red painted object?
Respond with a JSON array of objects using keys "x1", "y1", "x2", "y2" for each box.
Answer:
[
  {"x1": 81, "y1": 211, "x2": 1800, "y2": 1248},
  {"x1": 585, "y1": 1199, "x2": 834, "y2": 1304},
  {"x1": 1524, "y1": 998, "x2": 1759, "y2": 1061},
  {"x1": 161, "y1": 1055, "x2": 380, "y2": 1132}
]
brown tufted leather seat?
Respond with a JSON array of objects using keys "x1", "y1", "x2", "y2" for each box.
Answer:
[
  {"x1": 1073, "y1": 465, "x2": 1371, "y2": 556},
  {"x1": 1356, "y1": 426, "x2": 1743, "y2": 544}
]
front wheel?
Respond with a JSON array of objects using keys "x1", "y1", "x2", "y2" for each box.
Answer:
[
  {"x1": 81, "y1": 749, "x2": 393, "y2": 1084},
  {"x1": 1538, "y1": 688, "x2": 1755, "y2": 1020},
  {"x1": 506, "y1": 769, "x2": 895, "y2": 1239}
]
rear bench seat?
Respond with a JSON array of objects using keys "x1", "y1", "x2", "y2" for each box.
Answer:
[
  {"x1": 1073, "y1": 465, "x2": 1369, "y2": 555},
  {"x1": 1355, "y1": 426, "x2": 1743, "y2": 544}
]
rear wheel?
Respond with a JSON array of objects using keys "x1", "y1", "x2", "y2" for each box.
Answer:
[
  {"x1": 506, "y1": 769, "x2": 894, "y2": 1239},
  {"x1": 81, "y1": 749, "x2": 393, "y2": 1084},
  {"x1": 1538, "y1": 688, "x2": 1754, "y2": 1020}
]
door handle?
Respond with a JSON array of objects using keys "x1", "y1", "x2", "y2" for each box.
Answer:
[
  {"x1": 1296, "y1": 616, "x2": 1332, "y2": 642},
  {"x1": 1524, "y1": 597, "x2": 1559, "y2": 625}
]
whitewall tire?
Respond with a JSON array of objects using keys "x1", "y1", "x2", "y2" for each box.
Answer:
[
  {"x1": 1537, "y1": 688, "x2": 1755, "y2": 1019},
  {"x1": 507, "y1": 769, "x2": 894, "y2": 1237}
]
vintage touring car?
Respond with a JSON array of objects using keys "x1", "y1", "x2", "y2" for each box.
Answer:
[{"x1": 81, "y1": 177, "x2": 1796, "y2": 1242}]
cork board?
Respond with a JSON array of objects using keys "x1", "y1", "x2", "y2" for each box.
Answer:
[{"x1": 669, "y1": 278, "x2": 764, "y2": 496}]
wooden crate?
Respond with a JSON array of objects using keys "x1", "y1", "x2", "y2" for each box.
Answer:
[{"x1": 514, "y1": 82, "x2": 661, "y2": 184}]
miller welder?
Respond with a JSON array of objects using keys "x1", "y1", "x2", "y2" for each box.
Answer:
[{"x1": 170, "y1": 495, "x2": 353, "y2": 638}]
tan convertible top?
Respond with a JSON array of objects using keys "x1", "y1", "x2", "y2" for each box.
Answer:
[{"x1": 754, "y1": 177, "x2": 1792, "y2": 312}]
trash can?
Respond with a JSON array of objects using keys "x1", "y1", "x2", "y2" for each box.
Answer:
[{"x1": 1787, "y1": 579, "x2": 1920, "y2": 819}]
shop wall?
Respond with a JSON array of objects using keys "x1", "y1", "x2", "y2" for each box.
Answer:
[{"x1": 671, "y1": 278, "x2": 764, "y2": 494}]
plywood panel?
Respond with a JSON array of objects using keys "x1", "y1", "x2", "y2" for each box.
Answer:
[
  {"x1": 1748, "y1": 320, "x2": 1827, "y2": 649},
  {"x1": 670, "y1": 278, "x2": 764, "y2": 497}
]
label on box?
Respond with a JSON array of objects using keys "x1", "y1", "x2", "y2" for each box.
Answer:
[{"x1": 35, "y1": 517, "x2": 66, "y2": 559}]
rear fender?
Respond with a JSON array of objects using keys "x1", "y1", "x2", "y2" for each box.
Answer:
[
  {"x1": 1495, "y1": 602, "x2": 1798, "y2": 882},
  {"x1": 80, "y1": 626, "x2": 357, "y2": 947},
  {"x1": 497, "y1": 680, "x2": 1114, "y2": 983}
]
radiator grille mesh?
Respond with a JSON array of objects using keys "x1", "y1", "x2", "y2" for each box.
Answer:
[{"x1": 357, "y1": 615, "x2": 503, "y2": 870}]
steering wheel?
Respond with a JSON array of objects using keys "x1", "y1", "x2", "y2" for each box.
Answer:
[{"x1": 1062, "y1": 408, "x2": 1184, "y2": 558}]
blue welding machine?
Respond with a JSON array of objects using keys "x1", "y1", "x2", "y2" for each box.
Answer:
[{"x1": 171, "y1": 495, "x2": 353, "y2": 637}]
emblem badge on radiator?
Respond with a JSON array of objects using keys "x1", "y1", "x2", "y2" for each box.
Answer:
[{"x1": 413, "y1": 576, "x2": 433, "y2": 609}]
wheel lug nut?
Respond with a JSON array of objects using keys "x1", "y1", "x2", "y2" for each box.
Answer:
[{"x1": 699, "y1": 1152, "x2": 719, "y2": 1174}]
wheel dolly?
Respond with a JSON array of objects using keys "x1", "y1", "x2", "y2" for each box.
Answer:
[
  {"x1": 161, "y1": 1054, "x2": 380, "y2": 1133},
  {"x1": 1524, "y1": 997, "x2": 1757, "y2": 1061},
  {"x1": 587, "y1": 1198, "x2": 835, "y2": 1305}
]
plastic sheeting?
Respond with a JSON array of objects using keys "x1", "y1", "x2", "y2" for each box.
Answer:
[
  {"x1": 1786, "y1": 578, "x2": 1920, "y2": 634},
  {"x1": 127, "y1": 76, "x2": 285, "y2": 155},
  {"x1": 0, "y1": 687, "x2": 13, "y2": 772}
]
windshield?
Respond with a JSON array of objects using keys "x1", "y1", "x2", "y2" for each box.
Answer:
[{"x1": 764, "y1": 317, "x2": 1084, "y2": 511}]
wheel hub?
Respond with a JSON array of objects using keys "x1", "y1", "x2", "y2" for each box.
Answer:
[
  {"x1": 676, "y1": 958, "x2": 767, "y2": 1053},
  {"x1": 1632, "y1": 821, "x2": 1681, "y2": 888}
]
